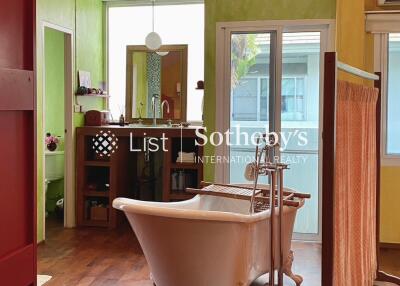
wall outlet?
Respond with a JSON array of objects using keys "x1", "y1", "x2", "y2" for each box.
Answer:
[{"x1": 74, "y1": 105, "x2": 82, "y2": 113}]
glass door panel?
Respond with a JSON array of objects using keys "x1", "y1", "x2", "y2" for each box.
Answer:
[
  {"x1": 281, "y1": 32, "x2": 321, "y2": 237},
  {"x1": 229, "y1": 32, "x2": 273, "y2": 184}
]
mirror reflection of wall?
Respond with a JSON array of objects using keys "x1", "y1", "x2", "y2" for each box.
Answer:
[{"x1": 127, "y1": 45, "x2": 187, "y2": 123}]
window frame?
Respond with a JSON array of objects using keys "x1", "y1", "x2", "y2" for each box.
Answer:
[
  {"x1": 377, "y1": 33, "x2": 400, "y2": 165},
  {"x1": 369, "y1": 15, "x2": 400, "y2": 166}
]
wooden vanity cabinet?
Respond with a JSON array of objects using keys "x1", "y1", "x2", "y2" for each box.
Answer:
[{"x1": 76, "y1": 126, "x2": 204, "y2": 228}]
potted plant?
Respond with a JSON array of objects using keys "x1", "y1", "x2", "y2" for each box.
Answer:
[{"x1": 45, "y1": 133, "x2": 60, "y2": 152}]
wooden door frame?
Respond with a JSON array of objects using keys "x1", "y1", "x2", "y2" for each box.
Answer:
[{"x1": 41, "y1": 21, "x2": 75, "y2": 237}]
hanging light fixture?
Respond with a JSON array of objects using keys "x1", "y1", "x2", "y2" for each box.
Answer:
[
  {"x1": 145, "y1": 0, "x2": 162, "y2": 50},
  {"x1": 156, "y1": 51, "x2": 169, "y2": 56}
]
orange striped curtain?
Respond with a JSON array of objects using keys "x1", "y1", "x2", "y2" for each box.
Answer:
[{"x1": 333, "y1": 81, "x2": 378, "y2": 286}]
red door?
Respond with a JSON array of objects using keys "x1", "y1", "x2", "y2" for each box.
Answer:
[{"x1": 0, "y1": 1, "x2": 36, "y2": 285}]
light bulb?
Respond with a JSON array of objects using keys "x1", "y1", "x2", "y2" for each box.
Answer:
[{"x1": 145, "y1": 32, "x2": 162, "y2": 50}]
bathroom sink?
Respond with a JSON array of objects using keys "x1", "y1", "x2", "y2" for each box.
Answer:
[{"x1": 128, "y1": 123, "x2": 177, "y2": 129}]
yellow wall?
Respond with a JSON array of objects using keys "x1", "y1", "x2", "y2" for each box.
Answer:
[
  {"x1": 336, "y1": 0, "x2": 400, "y2": 243},
  {"x1": 336, "y1": 0, "x2": 373, "y2": 83},
  {"x1": 381, "y1": 167, "x2": 400, "y2": 243}
]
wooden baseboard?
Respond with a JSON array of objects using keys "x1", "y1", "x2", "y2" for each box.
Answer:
[{"x1": 380, "y1": 242, "x2": 400, "y2": 249}]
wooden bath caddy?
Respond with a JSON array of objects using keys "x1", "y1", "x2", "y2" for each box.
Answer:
[{"x1": 186, "y1": 181, "x2": 311, "y2": 211}]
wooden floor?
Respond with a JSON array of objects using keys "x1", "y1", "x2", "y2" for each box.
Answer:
[
  {"x1": 38, "y1": 218, "x2": 399, "y2": 286},
  {"x1": 38, "y1": 218, "x2": 321, "y2": 286},
  {"x1": 380, "y1": 248, "x2": 400, "y2": 278}
]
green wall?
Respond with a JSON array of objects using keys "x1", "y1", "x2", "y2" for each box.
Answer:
[
  {"x1": 203, "y1": 0, "x2": 336, "y2": 181},
  {"x1": 45, "y1": 28, "x2": 65, "y2": 138},
  {"x1": 44, "y1": 28, "x2": 65, "y2": 213},
  {"x1": 133, "y1": 52, "x2": 148, "y2": 116},
  {"x1": 36, "y1": 0, "x2": 105, "y2": 242},
  {"x1": 75, "y1": 0, "x2": 106, "y2": 126}
]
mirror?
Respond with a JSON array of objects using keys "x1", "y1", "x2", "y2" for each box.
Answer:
[{"x1": 125, "y1": 45, "x2": 187, "y2": 123}]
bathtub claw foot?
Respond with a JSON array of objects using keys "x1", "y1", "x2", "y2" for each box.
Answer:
[
  {"x1": 283, "y1": 250, "x2": 303, "y2": 286},
  {"x1": 149, "y1": 273, "x2": 156, "y2": 286}
]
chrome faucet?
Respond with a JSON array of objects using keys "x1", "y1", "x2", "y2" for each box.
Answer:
[
  {"x1": 161, "y1": 100, "x2": 170, "y2": 116},
  {"x1": 161, "y1": 100, "x2": 172, "y2": 126},
  {"x1": 151, "y1": 94, "x2": 159, "y2": 126}
]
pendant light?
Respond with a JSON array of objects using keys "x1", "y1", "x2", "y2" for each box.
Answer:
[
  {"x1": 156, "y1": 51, "x2": 169, "y2": 56},
  {"x1": 145, "y1": 0, "x2": 162, "y2": 50}
]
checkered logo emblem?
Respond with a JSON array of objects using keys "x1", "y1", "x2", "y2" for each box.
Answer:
[{"x1": 92, "y1": 130, "x2": 119, "y2": 157}]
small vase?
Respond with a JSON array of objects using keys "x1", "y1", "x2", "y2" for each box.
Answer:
[{"x1": 47, "y1": 142, "x2": 57, "y2": 152}]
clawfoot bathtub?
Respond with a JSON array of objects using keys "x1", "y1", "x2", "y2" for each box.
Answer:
[{"x1": 113, "y1": 193, "x2": 304, "y2": 286}]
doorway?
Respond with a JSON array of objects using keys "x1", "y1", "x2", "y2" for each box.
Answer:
[
  {"x1": 216, "y1": 20, "x2": 334, "y2": 242},
  {"x1": 42, "y1": 23, "x2": 74, "y2": 239}
]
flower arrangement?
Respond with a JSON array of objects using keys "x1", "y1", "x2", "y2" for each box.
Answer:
[{"x1": 45, "y1": 133, "x2": 60, "y2": 151}]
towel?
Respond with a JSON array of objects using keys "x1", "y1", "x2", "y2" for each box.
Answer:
[{"x1": 177, "y1": 152, "x2": 196, "y2": 163}]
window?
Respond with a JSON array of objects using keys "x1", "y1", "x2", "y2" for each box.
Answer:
[
  {"x1": 232, "y1": 76, "x2": 306, "y2": 121},
  {"x1": 232, "y1": 77, "x2": 268, "y2": 121},
  {"x1": 107, "y1": 4, "x2": 204, "y2": 121},
  {"x1": 282, "y1": 77, "x2": 305, "y2": 120},
  {"x1": 387, "y1": 33, "x2": 400, "y2": 155}
]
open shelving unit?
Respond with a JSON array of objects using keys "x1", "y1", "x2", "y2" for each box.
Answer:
[
  {"x1": 76, "y1": 131, "x2": 131, "y2": 228},
  {"x1": 163, "y1": 137, "x2": 203, "y2": 201},
  {"x1": 76, "y1": 126, "x2": 203, "y2": 228}
]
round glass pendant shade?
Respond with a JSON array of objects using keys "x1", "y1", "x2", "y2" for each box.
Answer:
[
  {"x1": 156, "y1": 51, "x2": 169, "y2": 56},
  {"x1": 145, "y1": 32, "x2": 162, "y2": 50}
]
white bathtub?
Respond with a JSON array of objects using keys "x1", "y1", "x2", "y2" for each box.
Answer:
[{"x1": 113, "y1": 192, "x2": 304, "y2": 286}]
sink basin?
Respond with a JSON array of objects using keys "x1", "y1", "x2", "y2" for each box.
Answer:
[{"x1": 128, "y1": 123, "x2": 174, "y2": 128}]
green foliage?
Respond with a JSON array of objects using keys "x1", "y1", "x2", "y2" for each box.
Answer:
[{"x1": 231, "y1": 34, "x2": 260, "y2": 88}]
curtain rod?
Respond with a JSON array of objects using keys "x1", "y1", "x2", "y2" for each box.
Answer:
[{"x1": 337, "y1": 61, "x2": 380, "y2": 81}]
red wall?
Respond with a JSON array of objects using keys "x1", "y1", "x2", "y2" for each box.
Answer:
[
  {"x1": 0, "y1": 0, "x2": 36, "y2": 285},
  {"x1": 0, "y1": 0, "x2": 35, "y2": 70}
]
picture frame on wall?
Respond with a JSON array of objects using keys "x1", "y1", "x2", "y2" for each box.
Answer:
[{"x1": 78, "y1": 70, "x2": 92, "y2": 88}]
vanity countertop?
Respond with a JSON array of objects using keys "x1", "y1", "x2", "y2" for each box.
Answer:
[{"x1": 76, "y1": 125, "x2": 204, "y2": 137}]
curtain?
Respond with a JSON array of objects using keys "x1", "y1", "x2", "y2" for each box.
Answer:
[{"x1": 333, "y1": 81, "x2": 378, "y2": 286}]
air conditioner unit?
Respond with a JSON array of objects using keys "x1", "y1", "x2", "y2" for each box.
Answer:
[{"x1": 378, "y1": 0, "x2": 400, "y2": 5}]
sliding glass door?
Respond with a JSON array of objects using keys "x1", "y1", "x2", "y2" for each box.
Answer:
[
  {"x1": 229, "y1": 32, "x2": 274, "y2": 185},
  {"x1": 281, "y1": 32, "x2": 321, "y2": 238},
  {"x1": 221, "y1": 24, "x2": 328, "y2": 240}
]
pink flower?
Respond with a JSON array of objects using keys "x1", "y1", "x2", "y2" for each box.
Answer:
[{"x1": 45, "y1": 134, "x2": 60, "y2": 145}]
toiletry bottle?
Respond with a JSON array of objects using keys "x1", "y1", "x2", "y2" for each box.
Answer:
[
  {"x1": 178, "y1": 171, "x2": 185, "y2": 192},
  {"x1": 119, "y1": 114, "x2": 125, "y2": 126},
  {"x1": 171, "y1": 172, "x2": 178, "y2": 191}
]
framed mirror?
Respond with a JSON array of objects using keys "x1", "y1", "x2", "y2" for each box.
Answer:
[{"x1": 125, "y1": 45, "x2": 188, "y2": 124}]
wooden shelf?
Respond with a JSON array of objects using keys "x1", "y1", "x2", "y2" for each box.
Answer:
[
  {"x1": 84, "y1": 191, "x2": 109, "y2": 198},
  {"x1": 171, "y1": 162, "x2": 201, "y2": 170},
  {"x1": 84, "y1": 160, "x2": 110, "y2": 167},
  {"x1": 76, "y1": 94, "x2": 109, "y2": 98}
]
